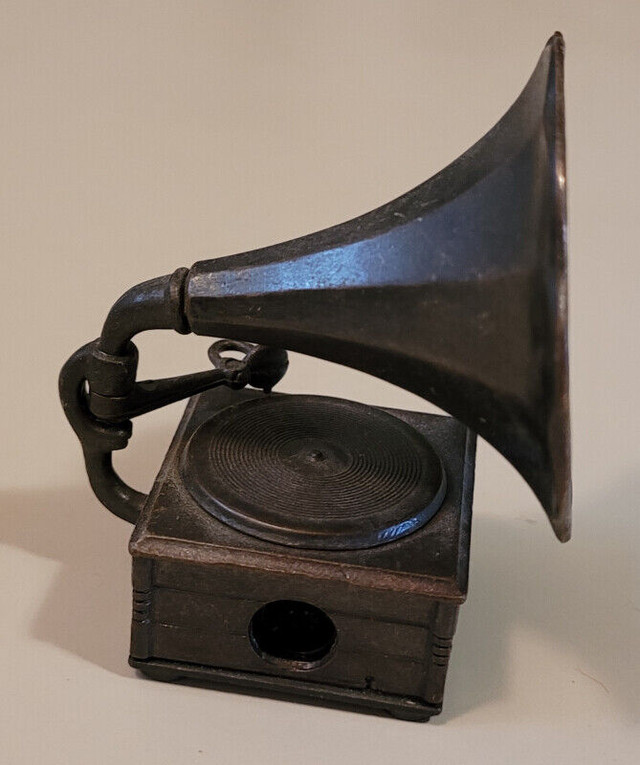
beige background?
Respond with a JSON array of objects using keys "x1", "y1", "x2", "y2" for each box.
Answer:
[{"x1": 1, "y1": 2, "x2": 639, "y2": 763}]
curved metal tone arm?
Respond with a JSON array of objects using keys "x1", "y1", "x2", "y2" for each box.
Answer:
[
  {"x1": 59, "y1": 268, "x2": 288, "y2": 523},
  {"x1": 98, "y1": 267, "x2": 190, "y2": 357},
  {"x1": 60, "y1": 342, "x2": 143, "y2": 522}
]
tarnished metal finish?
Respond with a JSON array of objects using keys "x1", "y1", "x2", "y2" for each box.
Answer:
[
  {"x1": 58, "y1": 35, "x2": 571, "y2": 720},
  {"x1": 60, "y1": 34, "x2": 569, "y2": 539}
]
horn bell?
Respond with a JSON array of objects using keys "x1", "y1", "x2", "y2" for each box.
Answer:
[{"x1": 185, "y1": 34, "x2": 571, "y2": 541}]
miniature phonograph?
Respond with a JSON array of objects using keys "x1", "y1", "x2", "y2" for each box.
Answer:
[{"x1": 60, "y1": 34, "x2": 570, "y2": 721}]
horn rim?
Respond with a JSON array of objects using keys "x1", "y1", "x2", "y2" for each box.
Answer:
[{"x1": 547, "y1": 32, "x2": 572, "y2": 541}]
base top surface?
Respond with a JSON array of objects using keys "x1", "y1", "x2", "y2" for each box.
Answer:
[{"x1": 131, "y1": 387, "x2": 476, "y2": 600}]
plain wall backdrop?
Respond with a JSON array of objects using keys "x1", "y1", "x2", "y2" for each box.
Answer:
[{"x1": 1, "y1": 2, "x2": 638, "y2": 763}]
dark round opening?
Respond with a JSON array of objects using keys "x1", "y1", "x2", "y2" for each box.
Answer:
[{"x1": 249, "y1": 600, "x2": 337, "y2": 669}]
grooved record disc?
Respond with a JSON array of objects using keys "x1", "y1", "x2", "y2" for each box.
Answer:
[{"x1": 180, "y1": 394, "x2": 446, "y2": 550}]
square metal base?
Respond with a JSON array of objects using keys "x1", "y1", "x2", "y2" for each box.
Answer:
[{"x1": 128, "y1": 387, "x2": 476, "y2": 721}]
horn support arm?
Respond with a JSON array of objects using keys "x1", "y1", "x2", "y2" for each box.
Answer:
[{"x1": 59, "y1": 268, "x2": 288, "y2": 522}]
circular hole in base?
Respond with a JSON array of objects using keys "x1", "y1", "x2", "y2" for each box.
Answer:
[{"x1": 249, "y1": 600, "x2": 337, "y2": 670}]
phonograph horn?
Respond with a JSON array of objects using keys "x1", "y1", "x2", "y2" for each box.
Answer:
[
  {"x1": 184, "y1": 33, "x2": 570, "y2": 540},
  {"x1": 61, "y1": 34, "x2": 570, "y2": 540}
]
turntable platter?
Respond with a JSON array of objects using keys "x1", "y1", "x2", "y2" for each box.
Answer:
[{"x1": 180, "y1": 394, "x2": 446, "y2": 550}]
